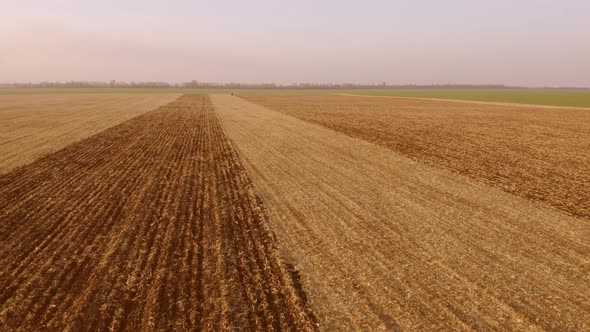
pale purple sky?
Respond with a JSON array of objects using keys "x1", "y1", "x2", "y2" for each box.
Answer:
[{"x1": 2, "y1": 0, "x2": 590, "y2": 86}]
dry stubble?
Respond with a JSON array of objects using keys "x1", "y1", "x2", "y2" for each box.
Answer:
[
  {"x1": 0, "y1": 93, "x2": 179, "y2": 174},
  {"x1": 240, "y1": 93, "x2": 590, "y2": 219},
  {"x1": 214, "y1": 94, "x2": 590, "y2": 331}
]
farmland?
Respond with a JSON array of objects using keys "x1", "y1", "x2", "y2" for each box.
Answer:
[
  {"x1": 0, "y1": 95, "x2": 316, "y2": 330},
  {"x1": 214, "y1": 94, "x2": 590, "y2": 330},
  {"x1": 2, "y1": 88, "x2": 590, "y2": 108},
  {"x1": 0, "y1": 93, "x2": 179, "y2": 174},
  {"x1": 240, "y1": 93, "x2": 590, "y2": 219},
  {"x1": 1, "y1": 92, "x2": 589, "y2": 331},
  {"x1": 340, "y1": 89, "x2": 590, "y2": 108}
]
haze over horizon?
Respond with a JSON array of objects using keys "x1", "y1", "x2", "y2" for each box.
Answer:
[{"x1": 2, "y1": 0, "x2": 590, "y2": 87}]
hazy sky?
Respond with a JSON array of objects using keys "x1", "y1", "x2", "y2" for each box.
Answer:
[{"x1": 2, "y1": 0, "x2": 590, "y2": 86}]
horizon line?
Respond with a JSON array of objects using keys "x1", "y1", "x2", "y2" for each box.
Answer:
[{"x1": 2, "y1": 81, "x2": 590, "y2": 90}]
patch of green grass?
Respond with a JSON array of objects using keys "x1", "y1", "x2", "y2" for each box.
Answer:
[{"x1": 340, "y1": 89, "x2": 590, "y2": 108}]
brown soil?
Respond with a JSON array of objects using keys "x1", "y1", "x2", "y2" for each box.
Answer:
[
  {"x1": 0, "y1": 95, "x2": 317, "y2": 331},
  {"x1": 214, "y1": 94, "x2": 590, "y2": 331},
  {"x1": 239, "y1": 93, "x2": 590, "y2": 219}
]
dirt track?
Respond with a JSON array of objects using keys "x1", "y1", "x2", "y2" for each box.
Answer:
[
  {"x1": 213, "y1": 94, "x2": 590, "y2": 331},
  {"x1": 0, "y1": 95, "x2": 316, "y2": 330},
  {"x1": 0, "y1": 93, "x2": 179, "y2": 174},
  {"x1": 240, "y1": 94, "x2": 590, "y2": 219}
]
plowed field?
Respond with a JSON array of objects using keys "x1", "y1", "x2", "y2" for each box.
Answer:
[
  {"x1": 239, "y1": 94, "x2": 590, "y2": 219},
  {"x1": 0, "y1": 95, "x2": 316, "y2": 330},
  {"x1": 0, "y1": 93, "x2": 179, "y2": 174}
]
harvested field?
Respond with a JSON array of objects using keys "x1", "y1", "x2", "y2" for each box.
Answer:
[
  {"x1": 0, "y1": 95, "x2": 316, "y2": 330},
  {"x1": 0, "y1": 93, "x2": 179, "y2": 174},
  {"x1": 336, "y1": 88, "x2": 590, "y2": 108},
  {"x1": 213, "y1": 94, "x2": 590, "y2": 331},
  {"x1": 239, "y1": 94, "x2": 590, "y2": 219}
]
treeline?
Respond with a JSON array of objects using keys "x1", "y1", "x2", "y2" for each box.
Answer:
[{"x1": 0, "y1": 81, "x2": 516, "y2": 90}]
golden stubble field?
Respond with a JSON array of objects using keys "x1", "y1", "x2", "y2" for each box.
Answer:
[
  {"x1": 213, "y1": 94, "x2": 590, "y2": 331},
  {"x1": 0, "y1": 93, "x2": 179, "y2": 174},
  {"x1": 240, "y1": 93, "x2": 590, "y2": 219}
]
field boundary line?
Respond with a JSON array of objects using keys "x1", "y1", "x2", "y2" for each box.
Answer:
[{"x1": 333, "y1": 93, "x2": 590, "y2": 110}]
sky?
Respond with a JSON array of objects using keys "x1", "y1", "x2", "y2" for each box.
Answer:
[{"x1": 2, "y1": 0, "x2": 590, "y2": 87}]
